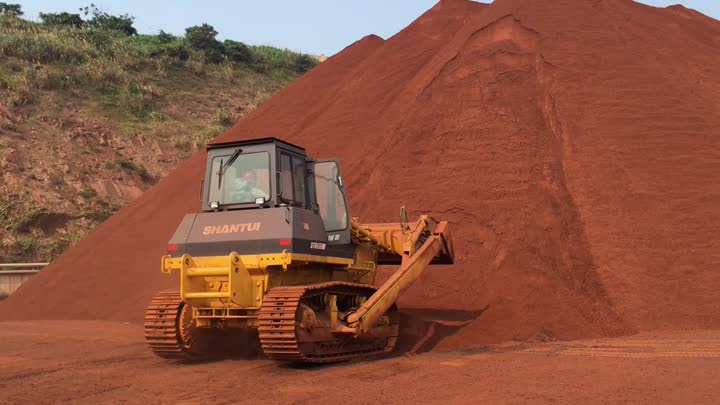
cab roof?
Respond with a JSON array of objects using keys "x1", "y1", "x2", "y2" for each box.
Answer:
[{"x1": 207, "y1": 137, "x2": 306, "y2": 152}]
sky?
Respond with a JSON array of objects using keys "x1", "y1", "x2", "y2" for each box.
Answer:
[{"x1": 16, "y1": 0, "x2": 720, "y2": 56}]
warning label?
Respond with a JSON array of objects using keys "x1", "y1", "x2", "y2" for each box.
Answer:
[{"x1": 310, "y1": 242, "x2": 327, "y2": 250}]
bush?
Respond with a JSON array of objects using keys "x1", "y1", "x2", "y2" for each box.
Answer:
[
  {"x1": 160, "y1": 42, "x2": 189, "y2": 60},
  {"x1": 293, "y1": 53, "x2": 317, "y2": 74},
  {"x1": 185, "y1": 23, "x2": 223, "y2": 63},
  {"x1": 0, "y1": 2, "x2": 22, "y2": 16},
  {"x1": 116, "y1": 159, "x2": 154, "y2": 183},
  {"x1": 250, "y1": 46, "x2": 317, "y2": 74},
  {"x1": 127, "y1": 34, "x2": 189, "y2": 60},
  {"x1": 205, "y1": 47, "x2": 224, "y2": 64},
  {"x1": 79, "y1": 188, "x2": 97, "y2": 199},
  {"x1": 80, "y1": 4, "x2": 136, "y2": 36},
  {"x1": 82, "y1": 207, "x2": 114, "y2": 222},
  {"x1": 6, "y1": 237, "x2": 37, "y2": 262},
  {"x1": 92, "y1": 14, "x2": 136, "y2": 36},
  {"x1": 185, "y1": 23, "x2": 219, "y2": 51},
  {"x1": 39, "y1": 12, "x2": 83, "y2": 27},
  {"x1": 252, "y1": 46, "x2": 287, "y2": 68},
  {"x1": 2, "y1": 236, "x2": 73, "y2": 262},
  {"x1": 157, "y1": 30, "x2": 176, "y2": 44},
  {"x1": 74, "y1": 28, "x2": 125, "y2": 53},
  {"x1": 38, "y1": 237, "x2": 71, "y2": 260},
  {"x1": 223, "y1": 39, "x2": 253, "y2": 63}
]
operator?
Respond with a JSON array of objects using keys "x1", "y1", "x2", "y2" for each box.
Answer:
[{"x1": 232, "y1": 171, "x2": 269, "y2": 202}]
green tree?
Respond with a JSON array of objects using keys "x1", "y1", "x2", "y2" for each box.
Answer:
[
  {"x1": 185, "y1": 23, "x2": 219, "y2": 50},
  {"x1": 157, "y1": 30, "x2": 176, "y2": 44},
  {"x1": 0, "y1": 2, "x2": 22, "y2": 16},
  {"x1": 39, "y1": 12, "x2": 84, "y2": 28},
  {"x1": 223, "y1": 40, "x2": 253, "y2": 63},
  {"x1": 293, "y1": 54, "x2": 317, "y2": 74},
  {"x1": 185, "y1": 23, "x2": 223, "y2": 63},
  {"x1": 80, "y1": 4, "x2": 136, "y2": 36}
]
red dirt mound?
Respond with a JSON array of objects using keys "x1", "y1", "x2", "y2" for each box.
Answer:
[{"x1": 2, "y1": 0, "x2": 719, "y2": 349}]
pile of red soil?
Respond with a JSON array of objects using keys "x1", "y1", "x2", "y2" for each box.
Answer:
[{"x1": 2, "y1": 0, "x2": 719, "y2": 349}]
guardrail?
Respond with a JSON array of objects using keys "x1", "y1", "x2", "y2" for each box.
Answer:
[
  {"x1": 0, "y1": 263, "x2": 49, "y2": 274},
  {"x1": 0, "y1": 263, "x2": 49, "y2": 296}
]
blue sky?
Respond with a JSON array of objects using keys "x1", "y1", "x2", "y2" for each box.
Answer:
[{"x1": 16, "y1": 0, "x2": 720, "y2": 56}]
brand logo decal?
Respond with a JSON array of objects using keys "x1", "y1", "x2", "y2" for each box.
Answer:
[
  {"x1": 303, "y1": 223, "x2": 310, "y2": 231},
  {"x1": 310, "y1": 242, "x2": 327, "y2": 250},
  {"x1": 328, "y1": 234, "x2": 340, "y2": 241},
  {"x1": 202, "y1": 222, "x2": 261, "y2": 235}
]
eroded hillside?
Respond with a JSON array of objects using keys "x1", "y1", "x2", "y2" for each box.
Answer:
[{"x1": 0, "y1": 12, "x2": 316, "y2": 262}]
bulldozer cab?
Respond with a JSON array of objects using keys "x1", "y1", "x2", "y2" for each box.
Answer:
[{"x1": 202, "y1": 138, "x2": 351, "y2": 243}]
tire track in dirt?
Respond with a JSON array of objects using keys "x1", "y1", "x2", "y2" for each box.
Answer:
[{"x1": 521, "y1": 339, "x2": 720, "y2": 359}]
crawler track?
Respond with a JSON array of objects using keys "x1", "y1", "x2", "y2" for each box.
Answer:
[
  {"x1": 143, "y1": 290, "x2": 206, "y2": 360},
  {"x1": 258, "y1": 282, "x2": 399, "y2": 363}
]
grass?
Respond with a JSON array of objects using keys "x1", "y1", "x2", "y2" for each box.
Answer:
[
  {"x1": 0, "y1": 199, "x2": 12, "y2": 230},
  {"x1": 251, "y1": 45, "x2": 317, "y2": 76},
  {"x1": 103, "y1": 82, "x2": 158, "y2": 120},
  {"x1": 0, "y1": 14, "x2": 318, "y2": 117},
  {"x1": 116, "y1": 159, "x2": 154, "y2": 183},
  {"x1": 81, "y1": 207, "x2": 114, "y2": 222},
  {"x1": 175, "y1": 111, "x2": 236, "y2": 151},
  {"x1": 17, "y1": 205, "x2": 47, "y2": 231},
  {"x1": 0, "y1": 196, "x2": 47, "y2": 231},
  {"x1": 1, "y1": 235, "x2": 74, "y2": 263},
  {"x1": 12, "y1": 237, "x2": 37, "y2": 259},
  {"x1": 0, "y1": 194, "x2": 85, "y2": 261},
  {"x1": 78, "y1": 188, "x2": 97, "y2": 199}
]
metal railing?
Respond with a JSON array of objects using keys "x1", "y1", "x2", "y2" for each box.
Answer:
[{"x1": 0, "y1": 263, "x2": 49, "y2": 275}]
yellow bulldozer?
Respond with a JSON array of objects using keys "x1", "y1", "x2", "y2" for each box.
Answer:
[{"x1": 144, "y1": 138, "x2": 453, "y2": 363}]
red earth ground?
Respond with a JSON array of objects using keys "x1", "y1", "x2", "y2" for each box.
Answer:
[{"x1": 0, "y1": 321, "x2": 718, "y2": 404}]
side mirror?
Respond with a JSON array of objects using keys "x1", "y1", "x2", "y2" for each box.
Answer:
[{"x1": 400, "y1": 206, "x2": 409, "y2": 230}]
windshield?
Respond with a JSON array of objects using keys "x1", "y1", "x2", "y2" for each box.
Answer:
[{"x1": 208, "y1": 151, "x2": 270, "y2": 205}]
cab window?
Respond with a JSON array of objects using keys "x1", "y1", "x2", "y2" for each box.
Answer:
[
  {"x1": 313, "y1": 161, "x2": 348, "y2": 231},
  {"x1": 208, "y1": 152, "x2": 270, "y2": 205},
  {"x1": 280, "y1": 152, "x2": 306, "y2": 206}
]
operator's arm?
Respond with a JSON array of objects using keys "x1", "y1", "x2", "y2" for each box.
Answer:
[{"x1": 251, "y1": 187, "x2": 269, "y2": 199}]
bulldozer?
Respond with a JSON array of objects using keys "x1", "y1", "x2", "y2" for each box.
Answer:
[{"x1": 144, "y1": 138, "x2": 454, "y2": 363}]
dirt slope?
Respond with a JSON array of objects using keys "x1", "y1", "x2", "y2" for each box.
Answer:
[
  {"x1": 0, "y1": 20, "x2": 308, "y2": 263},
  {"x1": 2, "y1": 0, "x2": 719, "y2": 349}
]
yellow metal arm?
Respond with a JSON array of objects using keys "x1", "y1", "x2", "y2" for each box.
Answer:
[{"x1": 344, "y1": 227, "x2": 449, "y2": 334}]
